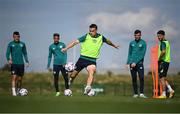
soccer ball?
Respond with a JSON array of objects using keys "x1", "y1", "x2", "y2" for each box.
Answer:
[
  {"x1": 65, "y1": 62, "x2": 75, "y2": 72},
  {"x1": 87, "y1": 89, "x2": 95, "y2": 96},
  {"x1": 64, "y1": 89, "x2": 72, "y2": 96},
  {"x1": 19, "y1": 88, "x2": 28, "y2": 96}
]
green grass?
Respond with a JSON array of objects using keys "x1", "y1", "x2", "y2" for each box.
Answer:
[
  {"x1": 0, "y1": 94, "x2": 180, "y2": 113},
  {"x1": 0, "y1": 71, "x2": 180, "y2": 113}
]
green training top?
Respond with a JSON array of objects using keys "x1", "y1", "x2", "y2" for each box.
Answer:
[
  {"x1": 47, "y1": 42, "x2": 67, "y2": 68},
  {"x1": 6, "y1": 40, "x2": 29, "y2": 64},
  {"x1": 127, "y1": 39, "x2": 147, "y2": 64},
  {"x1": 158, "y1": 40, "x2": 171, "y2": 63}
]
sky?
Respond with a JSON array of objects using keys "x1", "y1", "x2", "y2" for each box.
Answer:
[{"x1": 0, "y1": 0, "x2": 180, "y2": 73}]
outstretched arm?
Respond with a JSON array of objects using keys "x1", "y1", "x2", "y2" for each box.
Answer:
[
  {"x1": 61, "y1": 39, "x2": 80, "y2": 52},
  {"x1": 106, "y1": 39, "x2": 119, "y2": 49}
]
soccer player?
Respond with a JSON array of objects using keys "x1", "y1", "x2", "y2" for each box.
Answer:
[
  {"x1": 126, "y1": 30, "x2": 147, "y2": 98},
  {"x1": 157, "y1": 30, "x2": 174, "y2": 98},
  {"x1": 6, "y1": 31, "x2": 29, "y2": 96},
  {"x1": 61, "y1": 24, "x2": 119, "y2": 95},
  {"x1": 47, "y1": 33, "x2": 69, "y2": 96}
]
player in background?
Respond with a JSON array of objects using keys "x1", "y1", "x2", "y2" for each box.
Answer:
[
  {"x1": 47, "y1": 33, "x2": 69, "y2": 96},
  {"x1": 157, "y1": 30, "x2": 175, "y2": 98},
  {"x1": 6, "y1": 31, "x2": 29, "y2": 96}
]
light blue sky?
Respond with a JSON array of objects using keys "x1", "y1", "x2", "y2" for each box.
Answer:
[{"x1": 0, "y1": 0, "x2": 180, "y2": 73}]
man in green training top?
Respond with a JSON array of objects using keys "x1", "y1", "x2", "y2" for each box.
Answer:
[
  {"x1": 47, "y1": 33, "x2": 69, "y2": 96},
  {"x1": 157, "y1": 30, "x2": 174, "y2": 99},
  {"x1": 126, "y1": 30, "x2": 147, "y2": 98},
  {"x1": 61, "y1": 24, "x2": 119, "y2": 95},
  {"x1": 6, "y1": 31, "x2": 29, "y2": 96}
]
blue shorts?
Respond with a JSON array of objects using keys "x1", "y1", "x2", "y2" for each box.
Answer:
[{"x1": 75, "y1": 58, "x2": 96, "y2": 72}]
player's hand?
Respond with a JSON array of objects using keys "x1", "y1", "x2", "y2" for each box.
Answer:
[
  {"x1": 114, "y1": 45, "x2": 120, "y2": 49},
  {"x1": 47, "y1": 67, "x2": 52, "y2": 72},
  {"x1": 8, "y1": 60, "x2": 13, "y2": 65},
  {"x1": 125, "y1": 64, "x2": 129, "y2": 69},
  {"x1": 131, "y1": 63, "x2": 136, "y2": 68},
  {"x1": 25, "y1": 63, "x2": 30, "y2": 68},
  {"x1": 61, "y1": 48, "x2": 67, "y2": 53}
]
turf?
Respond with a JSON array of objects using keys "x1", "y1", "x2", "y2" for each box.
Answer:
[{"x1": 0, "y1": 94, "x2": 180, "y2": 113}]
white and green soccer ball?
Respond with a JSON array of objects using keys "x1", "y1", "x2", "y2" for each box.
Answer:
[
  {"x1": 64, "y1": 89, "x2": 72, "y2": 96},
  {"x1": 65, "y1": 62, "x2": 75, "y2": 72},
  {"x1": 19, "y1": 88, "x2": 28, "y2": 96}
]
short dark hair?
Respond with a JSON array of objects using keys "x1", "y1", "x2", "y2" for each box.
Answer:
[
  {"x1": 157, "y1": 30, "x2": 165, "y2": 35},
  {"x1": 53, "y1": 33, "x2": 60, "y2": 37},
  {"x1": 13, "y1": 31, "x2": 20, "y2": 35},
  {"x1": 134, "y1": 30, "x2": 141, "y2": 34},
  {"x1": 89, "y1": 24, "x2": 98, "y2": 30}
]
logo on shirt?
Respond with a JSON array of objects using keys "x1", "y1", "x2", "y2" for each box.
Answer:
[
  {"x1": 93, "y1": 39, "x2": 97, "y2": 43},
  {"x1": 139, "y1": 44, "x2": 142, "y2": 47},
  {"x1": 12, "y1": 45, "x2": 15, "y2": 47},
  {"x1": 20, "y1": 44, "x2": 23, "y2": 47},
  {"x1": 52, "y1": 48, "x2": 55, "y2": 50},
  {"x1": 59, "y1": 46, "x2": 63, "y2": 48},
  {"x1": 131, "y1": 44, "x2": 135, "y2": 47}
]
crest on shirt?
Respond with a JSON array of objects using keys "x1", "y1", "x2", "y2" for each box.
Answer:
[
  {"x1": 92, "y1": 39, "x2": 97, "y2": 43},
  {"x1": 139, "y1": 44, "x2": 142, "y2": 47},
  {"x1": 59, "y1": 45, "x2": 63, "y2": 48},
  {"x1": 20, "y1": 44, "x2": 23, "y2": 47}
]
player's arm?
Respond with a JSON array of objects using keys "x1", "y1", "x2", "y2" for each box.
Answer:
[
  {"x1": 104, "y1": 37, "x2": 119, "y2": 49},
  {"x1": 6, "y1": 43, "x2": 12, "y2": 65},
  {"x1": 47, "y1": 46, "x2": 53, "y2": 69},
  {"x1": 61, "y1": 40, "x2": 79, "y2": 53},
  {"x1": 22, "y1": 44, "x2": 29, "y2": 63},
  {"x1": 61, "y1": 34, "x2": 86, "y2": 53}
]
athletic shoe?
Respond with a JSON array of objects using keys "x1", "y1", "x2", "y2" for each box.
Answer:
[
  {"x1": 158, "y1": 95, "x2": 167, "y2": 99},
  {"x1": 55, "y1": 92, "x2": 60, "y2": 96},
  {"x1": 133, "y1": 94, "x2": 138, "y2": 98},
  {"x1": 169, "y1": 90, "x2": 175, "y2": 98},
  {"x1": 139, "y1": 94, "x2": 148, "y2": 98},
  {"x1": 84, "y1": 86, "x2": 91, "y2": 95}
]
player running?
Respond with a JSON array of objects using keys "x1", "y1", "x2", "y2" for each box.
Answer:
[
  {"x1": 61, "y1": 24, "x2": 119, "y2": 95},
  {"x1": 47, "y1": 33, "x2": 69, "y2": 96},
  {"x1": 6, "y1": 31, "x2": 29, "y2": 96},
  {"x1": 126, "y1": 30, "x2": 147, "y2": 98},
  {"x1": 157, "y1": 30, "x2": 175, "y2": 98}
]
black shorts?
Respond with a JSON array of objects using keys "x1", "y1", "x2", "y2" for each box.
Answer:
[
  {"x1": 75, "y1": 58, "x2": 96, "y2": 72},
  {"x1": 53, "y1": 65, "x2": 67, "y2": 77},
  {"x1": 158, "y1": 61, "x2": 169, "y2": 78},
  {"x1": 11, "y1": 64, "x2": 25, "y2": 76}
]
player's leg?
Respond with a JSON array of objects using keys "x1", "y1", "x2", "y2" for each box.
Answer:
[
  {"x1": 60, "y1": 65, "x2": 69, "y2": 89},
  {"x1": 163, "y1": 62, "x2": 174, "y2": 98},
  {"x1": 158, "y1": 61, "x2": 167, "y2": 98},
  {"x1": 11, "y1": 64, "x2": 18, "y2": 96},
  {"x1": 166, "y1": 80, "x2": 174, "y2": 98},
  {"x1": 68, "y1": 70, "x2": 80, "y2": 86},
  {"x1": 53, "y1": 65, "x2": 60, "y2": 96},
  {"x1": 68, "y1": 58, "x2": 84, "y2": 85},
  {"x1": 130, "y1": 65, "x2": 138, "y2": 97},
  {"x1": 84, "y1": 65, "x2": 96, "y2": 94},
  {"x1": 16, "y1": 64, "x2": 24, "y2": 95},
  {"x1": 11, "y1": 75, "x2": 17, "y2": 96},
  {"x1": 137, "y1": 64, "x2": 147, "y2": 98}
]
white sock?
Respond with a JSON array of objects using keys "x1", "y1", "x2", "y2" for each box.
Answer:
[
  {"x1": 167, "y1": 84, "x2": 173, "y2": 92},
  {"x1": 162, "y1": 91, "x2": 166, "y2": 96},
  {"x1": 12, "y1": 87, "x2": 16, "y2": 96}
]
